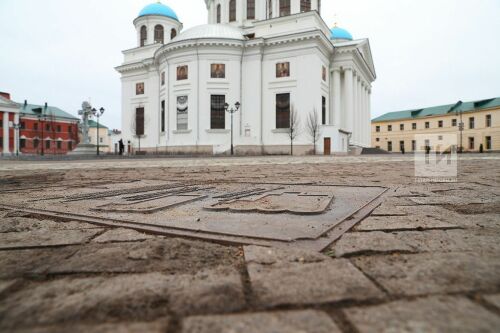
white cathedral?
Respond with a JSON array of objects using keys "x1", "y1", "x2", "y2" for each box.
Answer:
[{"x1": 116, "y1": 0, "x2": 376, "y2": 155}]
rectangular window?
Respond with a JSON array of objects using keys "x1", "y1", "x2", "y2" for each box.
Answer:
[
  {"x1": 486, "y1": 115, "x2": 492, "y2": 127},
  {"x1": 21, "y1": 122, "x2": 26, "y2": 129},
  {"x1": 247, "y1": 0, "x2": 255, "y2": 19},
  {"x1": 56, "y1": 125, "x2": 61, "y2": 132},
  {"x1": 452, "y1": 119, "x2": 457, "y2": 127},
  {"x1": 276, "y1": 93, "x2": 290, "y2": 129},
  {"x1": 279, "y1": 0, "x2": 291, "y2": 16},
  {"x1": 376, "y1": 138, "x2": 380, "y2": 142},
  {"x1": 100, "y1": 137, "x2": 103, "y2": 143},
  {"x1": 135, "y1": 107, "x2": 145, "y2": 136},
  {"x1": 412, "y1": 123, "x2": 417, "y2": 130},
  {"x1": 322, "y1": 96, "x2": 326, "y2": 125},
  {"x1": 161, "y1": 72, "x2": 165, "y2": 86},
  {"x1": 211, "y1": 64, "x2": 226, "y2": 78},
  {"x1": 400, "y1": 124, "x2": 404, "y2": 131},
  {"x1": 387, "y1": 141, "x2": 392, "y2": 152},
  {"x1": 469, "y1": 137, "x2": 474, "y2": 150},
  {"x1": 438, "y1": 120, "x2": 443, "y2": 128},
  {"x1": 45, "y1": 124, "x2": 50, "y2": 131},
  {"x1": 34, "y1": 123, "x2": 38, "y2": 131},
  {"x1": 399, "y1": 141, "x2": 405, "y2": 151},
  {"x1": 136, "y1": 82, "x2": 145, "y2": 95},
  {"x1": 45, "y1": 140, "x2": 51, "y2": 149},
  {"x1": 177, "y1": 65, "x2": 188, "y2": 81},
  {"x1": 469, "y1": 117, "x2": 475, "y2": 129},
  {"x1": 176, "y1": 96, "x2": 188, "y2": 130},
  {"x1": 486, "y1": 136, "x2": 492, "y2": 150},
  {"x1": 210, "y1": 95, "x2": 226, "y2": 129},
  {"x1": 161, "y1": 100, "x2": 166, "y2": 132},
  {"x1": 300, "y1": 0, "x2": 311, "y2": 12},
  {"x1": 425, "y1": 122, "x2": 430, "y2": 129},
  {"x1": 20, "y1": 139, "x2": 26, "y2": 149},
  {"x1": 375, "y1": 126, "x2": 380, "y2": 132},
  {"x1": 68, "y1": 141, "x2": 73, "y2": 150},
  {"x1": 57, "y1": 141, "x2": 62, "y2": 149},
  {"x1": 33, "y1": 139, "x2": 39, "y2": 148},
  {"x1": 276, "y1": 62, "x2": 290, "y2": 78},
  {"x1": 388, "y1": 125, "x2": 392, "y2": 132},
  {"x1": 412, "y1": 140, "x2": 416, "y2": 151}
]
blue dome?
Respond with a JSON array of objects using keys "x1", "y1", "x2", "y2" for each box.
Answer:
[
  {"x1": 138, "y1": 3, "x2": 178, "y2": 20},
  {"x1": 330, "y1": 27, "x2": 353, "y2": 41}
]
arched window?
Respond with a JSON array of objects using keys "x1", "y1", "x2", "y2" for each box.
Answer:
[
  {"x1": 279, "y1": 0, "x2": 290, "y2": 17},
  {"x1": 154, "y1": 25, "x2": 164, "y2": 44},
  {"x1": 229, "y1": 0, "x2": 236, "y2": 22},
  {"x1": 247, "y1": 0, "x2": 255, "y2": 19},
  {"x1": 140, "y1": 25, "x2": 147, "y2": 46},
  {"x1": 217, "y1": 4, "x2": 221, "y2": 23},
  {"x1": 171, "y1": 28, "x2": 177, "y2": 39},
  {"x1": 300, "y1": 0, "x2": 311, "y2": 12}
]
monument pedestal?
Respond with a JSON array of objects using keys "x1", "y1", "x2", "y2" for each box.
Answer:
[{"x1": 69, "y1": 144, "x2": 99, "y2": 156}]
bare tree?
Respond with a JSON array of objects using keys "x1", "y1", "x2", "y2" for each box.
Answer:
[
  {"x1": 288, "y1": 105, "x2": 301, "y2": 156},
  {"x1": 306, "y1": 108, "x2": 322, "y2": 155}
]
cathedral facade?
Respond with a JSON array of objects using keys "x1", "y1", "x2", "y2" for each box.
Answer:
[{"x1": 116, "y1": 0, "x2": 376, "y2": 155}]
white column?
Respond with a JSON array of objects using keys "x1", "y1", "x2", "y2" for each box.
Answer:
[
  {"x1": 353, "y1": 73, "x2": 359, "y2": 143},
  {"x1": 291, "y1": 0, "x2": 300, "y2": 14},
  {"x1": 367, "y1": 88, "x2": 372, "y2": 147},
  {"x1": 13, "y1": 113, "x2": 19, "y2": 155},
  {"x1": 363, "y1": 85, "x2": 368, "y2": 146},
  {"x1": 344, "y1": 68, "x2": 353, "y2": 139},
  {"x1": 332, "y1": 69, "x2": 341, "y2": 126},
  {"x1": 312, "y1": 0, "x2": 319, "y2": 11},
  {"x1": 236, "y1": 0, "x2": 244, "y2": 25},
  {"x1": 3, "y1": 112, "x2": 10, "y2": 155}
]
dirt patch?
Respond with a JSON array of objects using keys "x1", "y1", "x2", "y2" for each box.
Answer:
[{"x1": 444, "y1": 202, "x2": 500, "y2": 215}]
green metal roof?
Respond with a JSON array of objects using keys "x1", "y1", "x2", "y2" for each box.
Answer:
[
  {"x1": 372, "y1": 97, "x2": 500, "y2": 123},
  {"x1": 18, "y1": 102, "x2": 79, "y2": 121},
  {"x1": 88, "y1": 119, "x2": 109, "y2": 129}
]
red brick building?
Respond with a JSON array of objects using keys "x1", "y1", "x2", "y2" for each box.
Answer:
[{"x1": 0, "y1": 93, "x2": 80, "y2": 155}]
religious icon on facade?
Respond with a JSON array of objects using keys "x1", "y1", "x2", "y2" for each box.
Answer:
[
  {"x1": 136, "y1": 82, "x2": 145, "y2": 95},
  {"x1": 211, "y1": 64, "x2": 226, "y2": 78},
  {"x1": 177, "y1": 65, "x2": 188, "y2": 81},
  {"x1": 322, "y1": 66, "x2": 327, "y2": 81},
  {"x1": 276, "y1": 62, "x2": 290, "y2": 78}
]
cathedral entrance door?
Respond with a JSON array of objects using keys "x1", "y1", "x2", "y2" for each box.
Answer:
[{"x1": 324, "y1": 138, "x2": 331, "y2": 155}]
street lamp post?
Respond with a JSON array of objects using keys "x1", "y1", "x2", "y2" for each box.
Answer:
[
  {"x1": 224, "y1": 101, "x2": 241, "y2": 156},
  {"x1": 92, "y1": 107, "x2": 105, "y2": 156},
  {"x1": 452, "y1": 101, "x2": 463, "y2": 153},
  {"x1": 12, "y1": 122, "x2": 21, "y2": 157}
]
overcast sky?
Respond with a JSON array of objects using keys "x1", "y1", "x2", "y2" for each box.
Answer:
[{"x1": 1, "y1": 0, "x2": 499, "y2": 129}]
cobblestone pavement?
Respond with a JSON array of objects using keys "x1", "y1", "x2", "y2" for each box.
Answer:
[{"x1": 0, "y1": 155, "x2": 499, "y2": 332}]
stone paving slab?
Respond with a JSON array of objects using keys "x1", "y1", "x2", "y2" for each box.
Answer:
[
  {"x1": 353, "y1": 252, "x2": 500, "y2": 296},
  {"x1": 409, "y1": 196, "x2": 489, "y2": 205},
  {"x1": 393, "y1": 229, "x2": 500, "y2": 253},
  {"x1": 0, "y1": 280, "x2": 20, "y2": 297},
  {"x1": 0, "y1": 267, "x2": 244, "y2": 329},
  {"x1": 370, "y1": 205, "x2": 407, "y2": 216},
  {"x1": 344, "y1": 295, "x2": 500, "y2": 333},
  {"x1": 332, "y1": 231, "x2": 414, "y2": 257},
  {"x1": 181, "y1": 310, "x2": 341, "y2": 333},
  {"x1": 483, "y1": 294, "x2": 500, "y2": 311},
  {"x1": 92, "y1": 228, "x2": 156, "y2": 243},
  {"x1": 0, "y1": 247, "x2": 79, "y2": 279},
  {"x1": 355, "y1": 215, "x2": 458, "y2": 232},
  {"x1": 0, "y1": 217, "x2": 100, "y2": 233},
  {"x1": 244, "y1": 246, "x2": 383, "y2": 307},
  {"x1": 12, "y1": 320, "x2": 169, "y2": 333},
  {"x1": 45, "y1": 238, "x2": 240, "y2": 275},
  {"x1": 0, "y1": 229, "x2": 103, "y2": 250}
]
